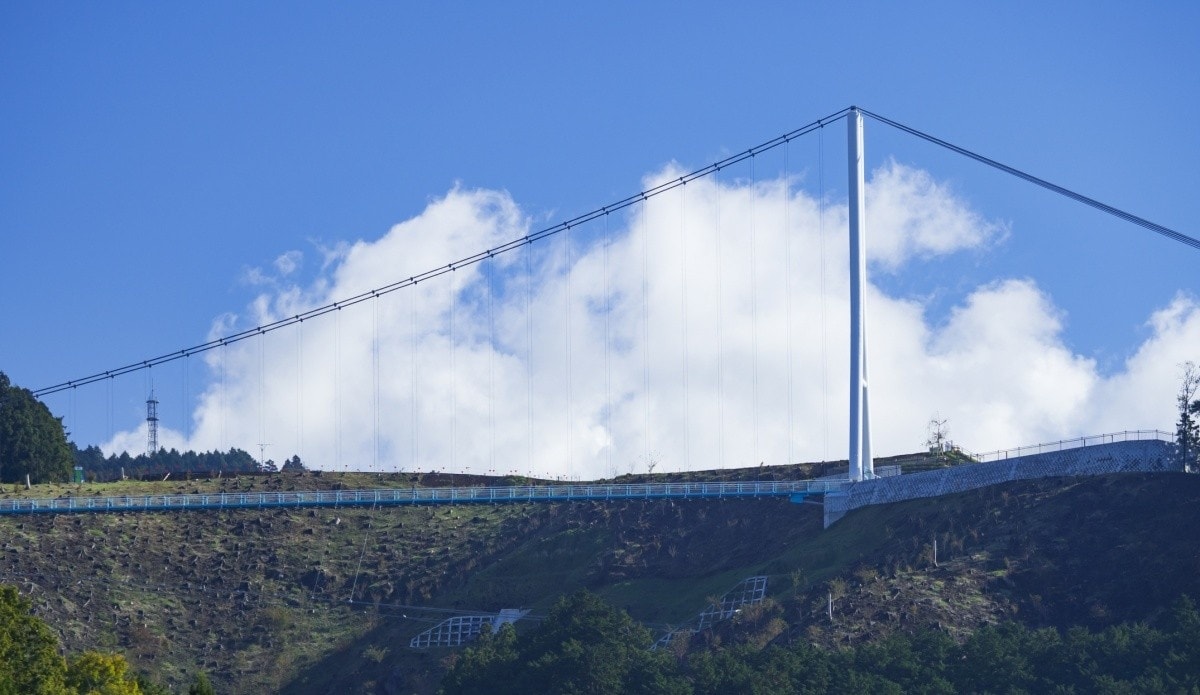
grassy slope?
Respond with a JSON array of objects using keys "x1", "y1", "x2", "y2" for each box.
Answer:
[{"x1": 2, "y1": 468, "x2": 1198, "y2": 693}]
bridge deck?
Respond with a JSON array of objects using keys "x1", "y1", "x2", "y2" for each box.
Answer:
[{"x1": 0, "y1": 479, "x2": 846, "y2": 515}]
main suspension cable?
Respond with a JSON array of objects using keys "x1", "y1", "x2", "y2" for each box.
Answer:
[
  {"x1": 33, "y1": 108, "x2": 850, "y2": 398},
  {"x1": 858, "y1": 108, "x2": 1198, "y2": 251},
  {"x1": 37, "y1": 105, "x2": 1190, "y2": 401}
]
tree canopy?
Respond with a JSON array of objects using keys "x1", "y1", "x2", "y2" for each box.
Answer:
[
  {"x1": 0, "y1": 372, "x2": 72, "y2": 484},
  {"x1": 72, "y1": 444, "x2": 267, "y2": 481},
  {"x1": 0, "y1": 584, "x2": 69, "y2": 695},
  {"x1": 440, "y1": 590, "x2": 687, "y2": 694},
  {"x1": 440, "y1": 592, "x2": 1200, "y2": 695},
  {"x1": 186, "y1": 672, "x2": 215, "y2": 695},
  {"x1": 280, "y1": 455, "x2": 306, "y2": 473},
  {"x1": 0, "y1": 584, "x2": 149, "y2": 695},
  {"x1": 64, "y1": 652, "x2": 142, "y2": 695}
]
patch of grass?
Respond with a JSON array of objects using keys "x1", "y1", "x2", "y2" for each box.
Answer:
[
  {"x1": 449, "y1": 527, "x2": 612, "y2": 610},
  {"x1": 598, "y1": 568, "x2": 756, "y2": 626}
]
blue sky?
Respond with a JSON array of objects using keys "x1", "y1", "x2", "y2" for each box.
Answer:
[{"x1": 2, "y1": 3, "x2": 1197, "y2": 472}]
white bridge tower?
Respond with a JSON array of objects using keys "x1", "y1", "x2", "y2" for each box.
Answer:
[{"x1": 847, "y1": 107, "x2": 874, "y2": 481}]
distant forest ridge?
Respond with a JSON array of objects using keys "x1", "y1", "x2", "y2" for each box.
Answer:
[{"x1": 71, "y1": 445, "x2": 304, "y2": 481}]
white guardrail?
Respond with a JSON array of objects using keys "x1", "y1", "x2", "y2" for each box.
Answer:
[{"x1": 966, "y1": 430, "x2": 1174, "y2": 463}]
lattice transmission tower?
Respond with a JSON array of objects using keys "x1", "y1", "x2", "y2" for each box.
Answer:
[{"x1": 146, "y1": 389, "x2": 159, "y2": 455}]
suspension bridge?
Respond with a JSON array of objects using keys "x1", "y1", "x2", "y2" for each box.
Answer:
[{"x1": 16, "y1": 106, "x2": 1198, "y2": 517}]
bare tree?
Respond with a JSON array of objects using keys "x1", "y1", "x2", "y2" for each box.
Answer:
[
  {"x1": 1176, "y1": 362, "x2": 1200, "y2": 472},
  {"x1": 926, "y1": 415, "x2": 951, "y2": 462}
]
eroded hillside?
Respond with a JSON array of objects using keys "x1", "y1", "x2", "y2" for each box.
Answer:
[{"x1": 1, "y1": 469, "x2": 1197, "y2": 694}]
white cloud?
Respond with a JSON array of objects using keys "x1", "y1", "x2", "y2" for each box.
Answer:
[
  {"x1": 240, "y1": 266, "x2": 271, "y2": 287},
  {"x1": 867, "y1": 160, "x2": 1008, "y2": 271},
  {"x1": 274, "y1": 250, "x2": 302, "y2": 277},
  {"x1": 1086, "y1": 293, "x2": 1200, "y2": 435},
  {"x1": 103, "y1": 168, "x2": 1198, "y2": 478},
  {"x1": 239, "y1": 250, "x2": 305, "y2": 287}
]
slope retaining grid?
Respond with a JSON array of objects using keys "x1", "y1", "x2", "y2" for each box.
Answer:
[{"x1": 823, "y1": 439, "x2": 1180, "y2": 528}]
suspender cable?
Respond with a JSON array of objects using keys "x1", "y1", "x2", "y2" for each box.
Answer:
[
  {"x1": 641, "y1": 196, "x2": 651, "y2": 472},
  {"x1": 715, "y1": 168, "x2": 726, "y2": 469},
  {"x1": 820, "y1": 124, "x2": 830, "y2": 463},
  {"x1": 526, "y1": 244, "x2": 534, "y2": 478},
  {"x1": 784, "y1": 141, "x2": 795, "y2": 465},
  {"x1": 259, "y1": 330, "x2": 265, "y2": 466},
  {"x1": 750, "y1": 155, "x2": 760, "y2": 466},
  {"x1": 488, "y1": 256, "x2": 495, "y2": 476},
  {"x1": 171, "y1": 360, "x2": 179, "y2": 446},
  {"x1": 296, "y1": 320, "x2": 302, "y2": 464},
  {"x1": 680, "y1": 181, "x2": 691, "y2": 471},
  {"x1": 565, "y1": 224, "x2": 573, "y2": 479},
  {"x1": 818, "y1": 124, "x2": 830, "y2": 462},
  {"x1": 219, "y1": 346, "x2": 226, "y2": 451},
  {"x1": 335, "y1": 307, "x2": 342, "y2": 470},
  {"x1": 106, "y1": 376, "x2": 113, "y2": 450},
  {"x1": 410, "y1": 284, "x2": 417, "y2": 471},
  {"x1": 450, "y1": 265, "x2": 457, "y2": 473},
  {"x1": 373, "y1": 297, "x2": 379, "y2": 470},
  {"x1": 603, "y1": 212, "x2": 612, "y2": 477},
  {"x1": 183, "y1": 354, "x2": 190, "y2": 444}
]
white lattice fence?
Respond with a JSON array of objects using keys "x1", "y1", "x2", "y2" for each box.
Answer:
[
  {"x1": 409, "y1": 609, "x2": 529, "y2": 648},
  {"x1": 652, "y1": 576, "x2": 768, "y2": 650}
]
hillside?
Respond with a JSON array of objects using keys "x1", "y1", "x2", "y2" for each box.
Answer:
[{"x1": 1, "y1": 467, "x2": 1197, "y2": 693}]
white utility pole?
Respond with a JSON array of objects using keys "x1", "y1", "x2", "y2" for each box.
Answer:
[{"x1": 848, "y1": 107, "x2": 874, "y2": 482}]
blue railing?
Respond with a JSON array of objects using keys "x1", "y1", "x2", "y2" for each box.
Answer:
[{"x1": 0, "y1": 478, "x2": 847, "y2": 516}]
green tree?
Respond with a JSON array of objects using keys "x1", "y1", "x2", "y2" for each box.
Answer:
[
  {"x1": 516, "y1": 591, "x2": 683, "y2": 694},
  {"x1": 280, "y1": 455, "x2": 306, "y2": 473},
  {"x1": 0, "y1": 585, "x2": 69, "y2": 695},
  {"x1": 0, "y1": 372, "x2": 72, "y2": 483},
  {"x1": 64, "y1": 652, "x2": 142, "y2": 695},
  {"x1": 854, "y1": 630, "x2": 955, "y2": 693},
  {"x1": 441, "y1": 591, "x2": 686, "y2": 694},
  {"x1": 1176, "y1": 362, "x2": 1200, "y2": 472},
  {"x1": 950, "y1": 623, "x2": 1038, "y2": 693},
  {"x1": 71, "y1": 444, "x2": 264, "y2": 482},
  {"x1": 1160, "y1": 595, "x2": 1200, "y2": 689},
  {"x1": 0, "y1": 584, "x2": 175, "y2": 695},
  {"x1": 438, "y1": 623, "x2": 519, "y2": 695},
  {"x1": 133, "y1": 673, "x2": 172, "y2": 695},
  {"x1": 72, "y1": 445, "x2": 107, "y2": 478},
  {"x1": 187, "y1": 672, "x2": 215, "y2": 695}
]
